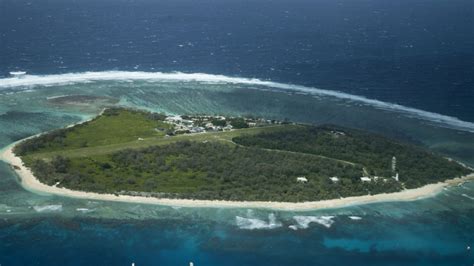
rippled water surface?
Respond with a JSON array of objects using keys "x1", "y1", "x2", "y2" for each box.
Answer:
[
  {"x1": 1, "y1": 0, "x2": 474, "y2": 264},
  {"x1": 0, "y1": 77, "x2": 473, "y2": 265}
]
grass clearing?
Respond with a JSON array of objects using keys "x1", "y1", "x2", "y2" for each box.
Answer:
[
  {"x1": 25, "y1": 109, "x2": 173, "y2": 155},
  {"x1": 24, "y1": 124, "x2": 293, "y2": 160}
]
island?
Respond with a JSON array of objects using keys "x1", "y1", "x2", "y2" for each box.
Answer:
[{"x1": 2, "y1": 108, "x2": 473, "y2": 210}]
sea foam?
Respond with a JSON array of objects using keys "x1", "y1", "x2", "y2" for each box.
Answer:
[
  {"x1": 291, "y1": 216, "x2": 335, "y2": 229},
  {"x1": 235, "y1": 213, "x2": 282, "y2": 230},
  {"x1": 33, "y1": 204, "x2": 63, "y2": 213},
  {"x1": 461, "y1": 194, "x2": 474, "y2": 200},
  {"x1": 0, "y1": 71, "x2": 473, "y2": 133},
  {"x1": 76, "y1": 208, "x2": 94, "y2": 213}
]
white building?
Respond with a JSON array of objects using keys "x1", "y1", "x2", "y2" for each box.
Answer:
[
  {"x1": 189, "y1": 127, "x2": 205, "y2": 133},
  {"x1": 296, "y1": 177, "x2": 308, "y2": 183},
  {"x1": 331, "y1": 130, "x2": 346, "y2": 136},
  {"x1": 182, "y1": 120, "x2": 193, "y2": 126},
  {"x1": 360, "y1": 177, "x2": 372, "y2": 182},
  {"x1": 329, "y1": 177, "x2": 339, "y2": 182},
  {"x1": 165, "y1": 115, "x2": 182, "y2": 123}
]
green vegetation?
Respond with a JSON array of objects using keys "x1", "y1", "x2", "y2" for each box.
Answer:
[
  {"x1": 229, "y1": 118, "x2": 249, "y2": 129},
  {"x1": 14, "y1": 108, "x2": 472, "y2": 202},
  {"x1": 211, "y1": 118, "x2": 226, "y2": 127},
  {"x1": 31, "y1": 142, "x2": 392, "y2": 201},
  {"x1": 233, "y1": 126, "x2": 472, "y2": 188},
  {"x1": 15, "y1": 108, "x2": 172, "y2": 155}
]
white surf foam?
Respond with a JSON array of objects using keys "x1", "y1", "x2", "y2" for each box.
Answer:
[
  {"x1": 288, "y1": 225, "x2": 299, "y2": 231},
  {"x1": 76, "y1": 208, "x2": 94, "y2": 213},
  {"x1": 33, "y1": 204, "x2": 63, "y2": 213},
  {"x1": 461, "y1": 194, "x2": 474, "y2": 200},
  {"x1": 9, "y1": 71, "x2": 26, "y2": 77},
  {"x1": 292, "y1": 215, "x2": 335, "y2": 229},
  {"x1": 0, "y1": 71, "x2": 473, "y2": 132},
  {"x1": 235, "y1": 213, "x2": 282, "y2": 230},
  {"x1": 349, "y1": 216, "x2": 363, "y2": 220}
]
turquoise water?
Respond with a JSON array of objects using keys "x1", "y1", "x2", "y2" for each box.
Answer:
[
  {"x1": 0, "y1": 75, "x2": 473, "y2": 265},
  {"x1": 2, "y1": 0, "x2": 474, "y2": 263}
]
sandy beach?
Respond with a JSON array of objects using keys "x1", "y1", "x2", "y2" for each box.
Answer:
[{"x1": 1, "y1": 142, "x2": 473, "y2": 211}]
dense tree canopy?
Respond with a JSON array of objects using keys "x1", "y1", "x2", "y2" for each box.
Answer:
[
  {"x1": 15, "y1": 109, "x2": 472, "y2": 202},
  {"x1": 233, "y1": 125, "x2": 471, "y2": 188},
  {"x1": 28, "y1": 141, "x2": 406, "y2": 202}
]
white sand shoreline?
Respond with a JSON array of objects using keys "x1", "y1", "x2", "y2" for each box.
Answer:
[{"x1": 1, "y1": 140, "x2": 473, "y2": 211}]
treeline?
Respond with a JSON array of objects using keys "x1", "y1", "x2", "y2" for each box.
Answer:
[
  {"x1": 14, "y1": 129, "x2": 69, "y2": 156},
  {"x1": 233, "y1": 125, "x2": 471, "y2": 188},
  {"x1": 26, "y1": 141, "x2": 406, "y2": 202}
]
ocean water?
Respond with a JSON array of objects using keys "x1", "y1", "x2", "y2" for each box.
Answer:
[
  {"x1": 0, "y1": 77, "x2": 473, "y2": 265},
  {"x1": 0, "y1": 0, "x2": 474, "y2": 265},
  {"x1": 1, "y1": 0, "x2": 474, "y2": 122}
]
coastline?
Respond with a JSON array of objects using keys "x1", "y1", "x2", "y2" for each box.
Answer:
[{"x1": 1, "y1": 142, "x2": 473, "y2": 211}]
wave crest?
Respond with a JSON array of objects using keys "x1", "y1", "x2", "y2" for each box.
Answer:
[
  {"x1": 33, "y1": 204, "x2": 63, "y2": 213},
  {"x1": 461, "y1": 194, "x2": 474, "y2": 200},
  {"x1": 1, "y1": 71, "x2": 473, "y2": 133},
  {"x1": 290, "y1": 215, "x2": 335, "y2": 230},
  {"x1": 235, "y1": 213, "x2": 282, "y2": 230}
]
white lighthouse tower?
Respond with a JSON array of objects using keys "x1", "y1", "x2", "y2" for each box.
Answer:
[{"x1": 392, "y1": 156, "x2": 399, "y2": 181}]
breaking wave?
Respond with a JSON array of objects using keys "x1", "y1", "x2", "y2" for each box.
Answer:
[
  {"x1": 290, "y1": 216, "x2": 335, "y2": 230},
  {"x1": 1, "y1": 71, "x2": 473, "y2": 133},
  {"x1": 461, "y1": 194, "x2": 474, "y2": 200},
  {"x1": 236, "y1": 213, "x2": 282, "y2": 230},
  {"x1": 349, "y1": 216, "x2": 363, "y2": 220},
  {"x1": 33, "y1": 204, "x2": 63, "y2": 213},
  {"x1": 76, "y1": 208, "x2": 94, "y2": 213}
]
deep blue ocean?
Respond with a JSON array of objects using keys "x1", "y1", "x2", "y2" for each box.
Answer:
[{"x1": 0, "y1": 0, "x2": 473, "y2": 265}]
